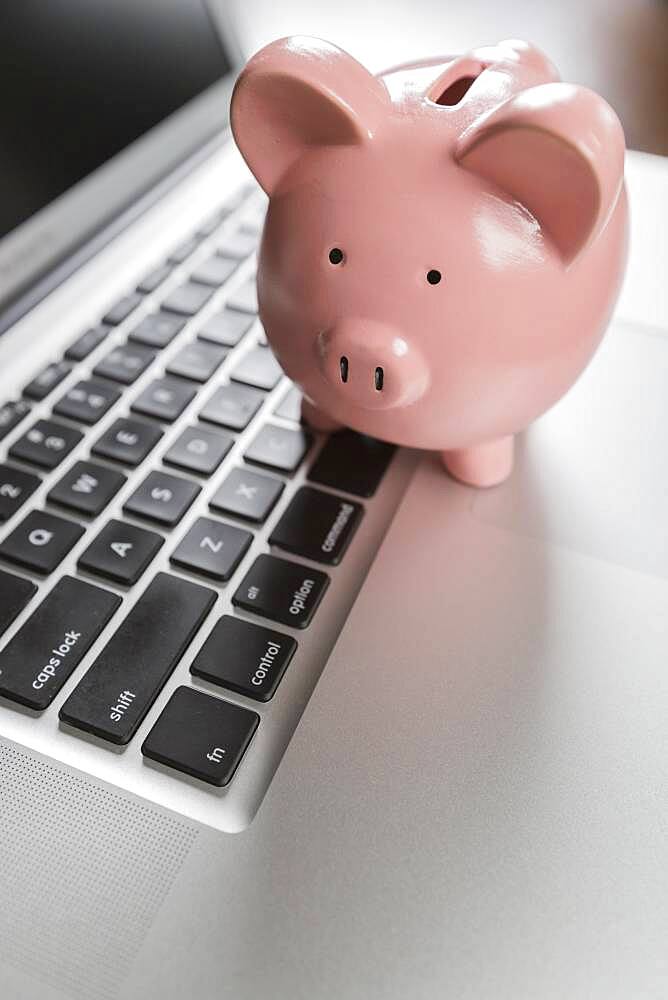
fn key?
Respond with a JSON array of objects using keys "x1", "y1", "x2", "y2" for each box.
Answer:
[{"x1": 142, "y1": 687, "x2": 259, "y2": 786}]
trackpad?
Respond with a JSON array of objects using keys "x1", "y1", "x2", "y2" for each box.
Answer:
[{"x1": 471, "y1": 321, "x2": 668, "y2": 578}]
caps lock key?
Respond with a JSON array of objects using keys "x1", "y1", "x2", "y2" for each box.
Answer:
[{"x1": 0, "y1": 576, "x2": 121, "y2": 711}]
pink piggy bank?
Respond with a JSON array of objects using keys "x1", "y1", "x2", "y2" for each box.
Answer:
[{"x1": 231, "y1": 37, "x2": 628, "y2": 486}]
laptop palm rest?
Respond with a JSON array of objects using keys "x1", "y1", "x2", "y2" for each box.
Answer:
[
  {"x1": 472, "y1": 318, "x2": 668, "y2": 578},
  {"x1": 223, "y1": 314, "x2": 668, "y2": 999}
]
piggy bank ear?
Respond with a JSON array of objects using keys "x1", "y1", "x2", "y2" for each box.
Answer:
[
  {"x1": 455, "y1": 83, "x2": 625, "y2": 263},
  {"x1": 231, "y1": 36, "x2": 389, "y2": 194}
]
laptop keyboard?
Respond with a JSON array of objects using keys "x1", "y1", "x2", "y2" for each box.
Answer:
[{"x1": 0, "y1": 179, "x2": 402, "y2": 817}]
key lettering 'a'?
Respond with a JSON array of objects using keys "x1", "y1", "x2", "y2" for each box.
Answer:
[{"x1": 111, "y1": 541, "x2": 133, "y2": 559}]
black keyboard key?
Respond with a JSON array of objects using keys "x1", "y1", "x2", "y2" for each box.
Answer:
[
  {"x1": 59, "y1": 573, "x2": 216, "y2": 745},
  {"x1": 92, "y1": 418, "x2": 162, "y2": 467},
  {"x1": 230, "y1": 347, "x2": 283, "y2": 390},
  {"x1": 170, "y1": 517, "x2": 252, "y2": 581},
  {"x1": 308, "y1": 431, "x2": 396, "y2": 497},
  {"x1": 136, "y1": 264, "x2": 172, "y2": 294},
  {"x1": 65, "y1": 325, "x2": 110, "y2": 361},
  {"x1": 164, "y1": 425, "x2": 233, "y2": 475},
  {"x1": 166, "y1": 341, "x2": 227, "y2": 383},
  {"x1": 0, "y1": 465, "x2": 40, "y2": 521},
  {"x1": 102, "y1": 292, "x2": 142, "y2": 325},
  {"x1": 142, "y1": 686, "x2": 258, "y2": 786},
  {"x1": 0, "y1": 569, "x2": 36, "y2": 637},
  {"x1": 9, "y1": 419, "x2": 83, "y2": 470},
  {"x1": 199, "y1": 383, "x2": 265, "y2": 431},
  {"x1": 190, "y1": 616, "x2": 296, "y2": 702},
  {"x1": 129, "y1": 312, "x2": 185, "y2": 348},
  {"x1": 94, "y1": 344, "x2": 155, "y2": 385},
  {"x1": 215, "y1": 230, "x2": 257, "y2": 260},
  {"x1": 232, "y1": 554, "x2": 329, "y2": 629},
  {"x1": 167, "y1": 237, "x2": 200, "y2": 265},
  {"x1": 210, "y1": 467, "x2": 283, "y2": 523},
  {"x1": 0, "y1": 576, "x2": 121, "y2": 711},
  {"x1": 0, "y1": 400, "x2": 31, "y2": 441},
  {"x1": 190, "y1": 255, "x2": 238, "y2": 288},
  {"x1": 123, "y1": 470, "x2": 200, "y2": 526},
  {"x1": 0, "y1": 510, "x2": 84, "y2": 574},
  {"x1": 244, "y1": 423, "x2": 311, "y2": 473},
  {"x1": 227, "y1": 276, "x2": 258, "y2": 314},
  {"x1": 48, "y1": 461, "x2": 126, "y2": 517},
  {"x1": 131, "y1": 377, "x2": 196, "y2": 423},
  {"x1": 78, "y1": 519, "x2": 164, "y2": 585},
  {"x1": 161, "y1": 282, "x2": 213, "y2": 317},
  {"x1": 197, "y1": 308, "x2": 254, "y2": 347},
  {"x1": 274, "y1": 385, "x2": 302, "y2": 423},
  {"x1": 270, "y1": 486, "x2": 362, "y2": 565},
  {"x1": 24, "y1": 361, "x2": 72, "y2": 401},
  {"x1": 53, "y1": 379, "x2": 121, "y2": 425}
]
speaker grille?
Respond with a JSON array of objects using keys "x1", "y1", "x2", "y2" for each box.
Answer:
[{"x1": 0, "y1": 742, "x2": 198, "y2": 999}]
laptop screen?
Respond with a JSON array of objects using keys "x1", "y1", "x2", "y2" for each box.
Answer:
[{"x1": 0, "y1": 0, "x2": 238, "y2": 329}]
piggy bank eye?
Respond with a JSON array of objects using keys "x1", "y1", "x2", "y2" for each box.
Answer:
[
  {"x1": 426, "y1": 269, "x2": 442, "y2": 285},
  {"x1": 328, "y1": 247, "x2": 345, "y2": 265}
]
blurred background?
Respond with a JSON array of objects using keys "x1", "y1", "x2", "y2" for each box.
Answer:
[{"x1": 221, "y1": 0, "x2": 668, "y2": 155}]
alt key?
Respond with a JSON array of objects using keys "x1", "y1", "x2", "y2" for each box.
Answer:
[{"x1": 232, "y1": 554, "x2": 329, "y2": 628}]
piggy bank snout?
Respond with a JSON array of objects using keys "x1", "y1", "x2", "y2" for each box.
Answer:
[{"x1": 317, "y1": 321, "x2": 429, "y2": 410}]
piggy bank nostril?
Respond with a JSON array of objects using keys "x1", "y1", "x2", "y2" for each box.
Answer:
[{"x1": 319, "y1": 322, "x2": 429, "y2": 408}]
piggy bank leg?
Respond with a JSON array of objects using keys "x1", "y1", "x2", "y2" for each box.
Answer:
[
  {"x1": 301, "y1": 396, "x2": 344, "y2": 432},
  {"x1": 441, "y1": 435, "x2": 514, "y2": 488}
]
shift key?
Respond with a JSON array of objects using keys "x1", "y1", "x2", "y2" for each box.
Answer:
[
  {"x1": 0, "y1": 576, "x2": 121, "y2": 711},
  {"x1": 59, "y1": 573, "x2": 215, "y2": 744}
]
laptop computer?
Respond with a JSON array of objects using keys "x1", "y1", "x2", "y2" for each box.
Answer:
[{"x1": 0, "y1": 3, "x2": 666, "y2": 998}]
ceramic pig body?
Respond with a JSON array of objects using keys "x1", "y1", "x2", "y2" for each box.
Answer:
[{"x1": 231, "y1": 37, "x2": 628, "y2": 486}]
